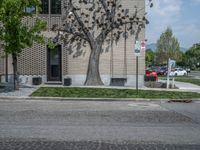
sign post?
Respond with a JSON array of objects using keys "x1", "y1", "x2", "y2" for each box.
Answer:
[
  {"x1": 167, "y1": 58, "x2": 171, "y2": 89},
  {"x1": 167, "y1": 59, "x2": 176, "y2": 89},
  {"x1": 134, "y1": 40, "x2": 141, "y2": 94}
]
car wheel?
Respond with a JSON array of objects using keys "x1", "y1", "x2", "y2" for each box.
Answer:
[{"x1": 184, "y1": 73, "x2": 187, "y2": 76}]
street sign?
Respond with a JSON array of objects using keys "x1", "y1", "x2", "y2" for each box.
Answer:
[
  {"x1": 141, "y1": 41, "x2": 145, "y2": 50},
  {"x1": 134, "y1": 40, "x2": 141, "y2": 56},
  {"x1": 169, "y1": 59, "x2": 176, "y2": 67}
]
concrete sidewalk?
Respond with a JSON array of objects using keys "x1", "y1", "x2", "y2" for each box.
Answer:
[
  {"x1": 174, "y1": 81, "x2": 200, "y2": 90},
  {"x1": 158, "y1": 80, "x2": 200, "y2": 93}
]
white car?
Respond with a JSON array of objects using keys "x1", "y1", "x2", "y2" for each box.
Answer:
[{"x1": 169, "y1": 68, "x2": 187, "y2": 76}]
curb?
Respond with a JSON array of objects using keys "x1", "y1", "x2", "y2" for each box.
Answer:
[{"x1": 0, "y1": 96, "x2": 200, "y2": 103}]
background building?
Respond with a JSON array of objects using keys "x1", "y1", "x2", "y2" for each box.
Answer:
[{"x1": 0, "y1": 0, "x2": 145, "y2": 87}]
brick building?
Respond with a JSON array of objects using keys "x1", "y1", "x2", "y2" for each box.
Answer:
[{"x1": 0, "y1": 0, "x2": 145, "y2": 86}]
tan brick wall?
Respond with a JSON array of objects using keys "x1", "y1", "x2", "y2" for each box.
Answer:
[
  {"x1": 3, "y1": 0, "x2": 145, "y2": 83},
  {"x1": 17, "y1": 41, "x2": 69, "y2": 76},
  {"x1": 18, "y1": 14, "x2": 65, "y2": 75},
  {"x1": 18, "y1": 42, "x2": 46, "y2": 75},
  {"x1": 68, "y1": 0, "x2": 145, "y2": 76}
]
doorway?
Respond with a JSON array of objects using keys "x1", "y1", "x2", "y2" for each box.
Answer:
[{"x1": 47, "y1": 45, "x2": 62, "y2": 81}]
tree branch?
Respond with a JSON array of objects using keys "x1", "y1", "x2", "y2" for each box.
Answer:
[
  {"x1": 69, "y1": 0, "x2": 93, "y2": 43},
  {"x1": 60, "y1": 28, "x2": 88, "y2": 41},
  {"x1": 99, "y1": 0, "x2": 109, "y2": 17}
]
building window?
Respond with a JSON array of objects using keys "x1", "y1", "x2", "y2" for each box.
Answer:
[
  {"x1": 41, "y1": 0, "x2": 49, "y2": 14},
  {"x1": 51, "y1": 0, "x2": 61, "y2": 14},
  {"x1": 41, "y1": 0, "x2": 61, "y2": 15}
]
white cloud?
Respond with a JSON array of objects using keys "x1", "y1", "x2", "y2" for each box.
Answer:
[
  {"x1": 146, "y1": 0, "x2": 183, "y2": 45},
  {"x1": 148, "y1": 0, "x2": 182, "y2": 17},
  {"x1": 146, "y1": 0, "x2": 200, "y2": 48},
  {"x1": 175, "y1": 23, "x2": 200, "y2": 48},
  {"x1": 146, "y1": 0, "x2": 182, "y2": 43}
]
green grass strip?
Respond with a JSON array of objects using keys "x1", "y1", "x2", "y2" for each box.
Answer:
[{"x1": 31, "y1": 87, "x2": 200, "y2": 99}]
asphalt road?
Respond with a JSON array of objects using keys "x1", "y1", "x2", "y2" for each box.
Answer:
[
  {"x1": 189, "y1": 71, "x2": 200, "y2": 78},
  {"x1": 0, "y1": 99, "x2": 200, "y2": 150}
]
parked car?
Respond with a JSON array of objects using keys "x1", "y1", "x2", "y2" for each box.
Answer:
[
  {"x1": 169, "y1": 68, "x2": 187, "y2": 76},
  {"x1": 151, "y1": 66, "x2": 160, "y2": 74},
  {"x1": 157, "y1": 67, "x2": 167, "y2": 76}
]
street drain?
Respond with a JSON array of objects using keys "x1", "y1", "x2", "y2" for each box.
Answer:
[{"x1": 168, "y1": 100, "x2": 193, "y2": 103}]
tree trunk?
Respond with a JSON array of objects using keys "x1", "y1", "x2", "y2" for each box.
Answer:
[
  {"x1": 12, "y1": 53, "x2": 19, "y2": 90},
  {"x1": 84, "y1": 41, "x2": 104, "y2": 85}
]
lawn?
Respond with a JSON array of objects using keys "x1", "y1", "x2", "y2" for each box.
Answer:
[
  {"x1": 159, "y1": 76, "x2": 200, "y2": 86},
  {"x1": 31, "y1": 87, "x2": 200, "y2": 99}
]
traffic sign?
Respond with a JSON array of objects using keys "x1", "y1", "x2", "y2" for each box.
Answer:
[
  {"x1": 141, "y1": 41, "x2": 145, "y2": 50},
  {"x1": 134, "y1": 40, "x2": 141, "y2": 56}
]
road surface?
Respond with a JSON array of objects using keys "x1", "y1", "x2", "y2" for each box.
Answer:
[
  {"x1": 189, "y1": 71, "x2": 200, "y2": 78},
  {"x1": 0, "y1": 99, "x2": 200, "y2": 150}
]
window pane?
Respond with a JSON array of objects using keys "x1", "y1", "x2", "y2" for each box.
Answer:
[
  {"x1": 51, "y1": 0, "x2": 61, "y2": 14},
  {"x1": 41, "y1": 0, "x2": 49, "y2": 14}
]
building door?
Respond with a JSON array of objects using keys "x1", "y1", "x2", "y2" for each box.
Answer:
[{"x1": 47, "y1": 45, "x2": 62, "y2": 81}]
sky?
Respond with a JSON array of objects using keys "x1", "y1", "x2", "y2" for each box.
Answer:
[{"x1": 146, "y1": 0, "x2": 200, "y2": 49}]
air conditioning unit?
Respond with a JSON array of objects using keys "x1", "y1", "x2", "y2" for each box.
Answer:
[
  {"x1": 63, "y1": 78, "x2": 72, "y2": 86},
  {"x1": 32, "y1": 77, "x2": 42, "y2": 85}
]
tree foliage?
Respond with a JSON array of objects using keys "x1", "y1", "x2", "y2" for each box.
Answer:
[
  {"x1": 0, "y1": 0, "x2": 2, "y2": 8},
  {"x1": 145, "y1": 48, "x2": 155, "y2": 67},
  {"x1": 176, "y1": 51, "x2": 187, "y2": 67},
  {"x1": 0, "y1": 0, "x2": 47, "y2": 90},
  {"x1": 52, "y1": 0, "x2": 153, "y2": 85},
  {"x1": 185, "y1": 43, "x2": 200, "y2": 69},
  {"x1": 155, "y1": 27, "x2": 181, "y2": 65}
]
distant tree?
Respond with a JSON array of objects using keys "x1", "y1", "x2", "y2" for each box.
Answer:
[
  {"x1": 176, "y1": 51, "x2": 188, "y2": 67},
  {"x1": 0, "y1": 0, "x2": 47, "y2": 90},
  {"x1": 52, "y1": 0, "x2": 153, "y2": 85},
  {"x1": 155, "y1": 27, "x2": 181, "y2": 65},
  {"x1": 145, "y1": 48, "x2": 155, "y2": 67},
  {"x1": 185, "y1": 43, "x2": 200, "y2": 69}
]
